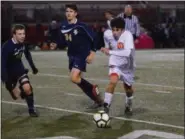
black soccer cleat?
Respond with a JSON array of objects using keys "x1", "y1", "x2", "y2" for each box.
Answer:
[
  {"x1": 29, "y1": 109, "x2": 39, "y2": 117},
  {"x1": 125, "y1": 106, "x2": 132, "y2": 114},
  {"x1": 103, "y1": 103, "x2": 110, "y2": 114},
  {"x1": 86, "y1": 102, "x2": 103, "y2": 110}
]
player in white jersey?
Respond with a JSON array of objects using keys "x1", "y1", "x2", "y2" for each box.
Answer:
[{"x1": 101, "y1": 17, "x2": 135, "y2": 115}]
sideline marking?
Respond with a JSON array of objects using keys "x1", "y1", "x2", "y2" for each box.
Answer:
[
  {"x1": 36, "y1": 73, "x2": 184, "y2": 90},
  {"x1": 118, "y1": 130, "x2": 184, "y2": 139},
  {"x1": 2, "y1": 100, "x2": 184, "y2": 130}
]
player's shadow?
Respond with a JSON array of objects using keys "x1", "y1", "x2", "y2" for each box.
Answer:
[
  {"x1": 134, "y1": 76, "x2": 140, "y2": 80},
  {"x1": 132, "y1": 107, "x2": 149, "y2": 115},
  {"x1": 13, "y1": 108, "x2": 29, "y2": 116},
  {"x1": 117, "y1": 107, "x2": 149, "y2": 118}
]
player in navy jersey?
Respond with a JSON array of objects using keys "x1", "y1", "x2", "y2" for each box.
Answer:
[
  {"x1": 1, "y1": 24, "x2": 39, "y2": 117},
  {"x1": 61, "y1": 4, "x2": 103, "y2": 108}
]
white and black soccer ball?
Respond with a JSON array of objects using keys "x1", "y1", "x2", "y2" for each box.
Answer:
[{"x1": 93, "y1": 110, "x2": 110, "y2": 128}]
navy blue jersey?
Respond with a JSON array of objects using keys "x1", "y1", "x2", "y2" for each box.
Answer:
[
  {"x1": 61, "y1": 20, "x2": 98, "y2": 58},
  {"x1": 1, "y1": 39, "x2": 36, "y2": 82}
]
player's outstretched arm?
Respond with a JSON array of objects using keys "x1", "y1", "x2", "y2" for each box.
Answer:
[
  {"x1": 24, "y1": 46, "x2": 38, "y2": 74},
  {"x1": 109, "y1": 49, "x2": 131, "y2": 57}
]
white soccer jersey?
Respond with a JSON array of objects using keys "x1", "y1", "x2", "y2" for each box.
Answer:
[{"x1": 103, "y1": 30, "x2": 135, "y2": 73}]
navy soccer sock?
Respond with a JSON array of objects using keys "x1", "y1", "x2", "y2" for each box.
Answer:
[
  {"x1": 77, "y1": 78, "x2": 96, "y2": 101},
  {"x1": 25, "y1": 93, "x2": 35, "y2": 112}
]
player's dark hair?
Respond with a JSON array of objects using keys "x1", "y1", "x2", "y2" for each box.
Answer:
[
  {"x1": 104, "y1": 10, "x2": 114, "y2": 16},
  {"x1": 12, "y1": 24, "x2": 25, "y2": 34},
  {"x1": 110, "y1": 17, "x2": 125, "y2": 29},
  {"x1": 65, "y1": 4, "x2": 78, "y2": 12}
]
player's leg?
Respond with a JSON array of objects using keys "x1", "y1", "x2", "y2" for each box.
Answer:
[
  {"x1": 70, "y1": 68, "x2": 102, "y2": 103},
  {"x1": 103, "y1": 67, "x2": 120, "y2": 113},
  {"x1": 69, "y1": 56, "x2": 102, "y2": 105},
  {"x1": 5, "y1": 80, "x2": 20, "y2": 100},
  {"x1": 18, "y1": 74, "x2": 38, "y2": 117},
  {"x1": 121, "y1": 73, "x2": 134, "y2": 114}
]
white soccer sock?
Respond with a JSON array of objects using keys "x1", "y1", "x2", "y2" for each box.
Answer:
[
  {"x1": 125, "y1": 96, "x2": 133, "y2": 104},
  {"x1": 104, "y1": 92, "x2": 113, "y2": 105}
]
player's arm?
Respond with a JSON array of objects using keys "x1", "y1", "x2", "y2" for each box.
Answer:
[
  {"x1": 83, "y1": 24, "x2": 97, "y2": 63},
  {"x1": 1, "y1": 44, "x2": 10, "y2": 82},
  {"x1": 106, "y1": 33, "x2": 134, "y2": 57},
  {"x1": 135, "y1": 16, "x2": 140, "y2": 38},
  {"x1": 24, "y1": 46, "x2": 38, "y2": 74},
  {"x1": 60, "y1": 23, "x2": 69, "y2": 48},
  {"x1": 103, "y1": 30, "x2": 111, "y2": 49},
  {"x1": 109, "y1": 48, "x2": 131, "y2": 57},
  {"x1": 83, "y1": 24, "x2": 98, "y2": 52}
]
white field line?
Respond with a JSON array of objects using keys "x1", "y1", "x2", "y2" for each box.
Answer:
[
  {"x1": 154, "y1": 90, "x2": 172, "y2": 94},
  {"x1": 36, "y1": 73, "x2": 184, "y2": 90},
  {"x1": 36, "y1": 64, "x2": 184, "y2": 70},
  {"x1": 1, "y1": 100, "x2": 184, "y2": 130}
]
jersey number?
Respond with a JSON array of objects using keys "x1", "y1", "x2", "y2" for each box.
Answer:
[
  {"x1": 117, "y1": 42, "x2": 124, "y2": 49},
  {"x1": 65, "y1": 34, "x2": 72, "y2": 42}
]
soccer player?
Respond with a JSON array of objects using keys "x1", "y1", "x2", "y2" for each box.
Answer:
[
  {"x1": 101, "y1": 17, "x2": 135, "y2": 114},
  {"x1": 60, "y1": 4, "x2": 103, "y2": 108},
  {"x1": 1, "y1": 24, "x2": 39, "y2": 117}
]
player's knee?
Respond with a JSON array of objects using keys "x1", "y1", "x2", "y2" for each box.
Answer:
[
  {"x1": 70, "y1": 74, "x2": 80, "y2": 83},
  {"x1": 124, "y1": 83, "x2": 133, "y2": 93},
  {"x1": 70, "y1": 71, "x2": 81, "y2": 83},
  {"x1": 109, "y1": 74, "x2": 119, "y2": 85},
  {"x1": 22, "y1": 84, "x2": 32, "y2": 95}
]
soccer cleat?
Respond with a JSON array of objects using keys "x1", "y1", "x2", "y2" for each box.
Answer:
[
  {"x1": 29, "y1": 109, "x2": 39, "y2": 117},
  {"x1": 103, "y1": 103, "x2": 110, "y2": 114},
  {"x1": 124, "y1": 96, "x2": 133, "y2": 115},
  {"x1": 86, "y1": 102, "x2": 102, "y2": 110},
  {"x1": 124, "y1": 106, "x2": 132, "y2": 114}
]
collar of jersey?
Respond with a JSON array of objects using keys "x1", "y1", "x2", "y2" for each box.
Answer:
[{"x1": 12, "y1": 38, "x2": 18, "y2": 44}]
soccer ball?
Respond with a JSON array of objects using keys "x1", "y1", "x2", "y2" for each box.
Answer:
[{"x1": 93, "y1": 110, "x2": 110, "y2": 128}]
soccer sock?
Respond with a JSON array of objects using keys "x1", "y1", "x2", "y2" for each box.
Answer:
[
  {"x1": 126, "y1": 92, "x2": 133, "y2": 97},
  {"x1": 125, "y1": 92, "x2": 133, "y2": 105},
  {"x1": 77, "y1": 78, "x2": 96, "y2": 101},
  {"x1": 104, "y1": 92, "x2": 113, "y2": 106},
  {"x1": 25, "y1": 93, "x2": 35, "y2": 111}
]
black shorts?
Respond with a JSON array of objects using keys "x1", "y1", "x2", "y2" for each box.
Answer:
[
  {"x1": 68, "y1": 56, "x2": 86, "y2": 72},
  {"x1": 5, "y1": 69, "x2": 29, "y2": 92}
]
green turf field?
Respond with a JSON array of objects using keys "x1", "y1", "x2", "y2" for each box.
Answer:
[{"x1": 1, "y1": 49, "x2": 184, "y2": 139}]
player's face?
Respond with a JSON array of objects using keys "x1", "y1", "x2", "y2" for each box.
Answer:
[
  {"x1": 112, "y1": 27, "x2": 123, "y2": 40},
  {"x1": 65, "y1": 8, "x2": 77, "y2": 21},
  {"x1": 105, "y1": 13, "x2": 112, "y2": 20},
  {"x1": 124, "y1": 7, "x2": 132, "y2": 15},
  {"x1": 13, "y1": 29, "x2": 25, "y2": 43}
]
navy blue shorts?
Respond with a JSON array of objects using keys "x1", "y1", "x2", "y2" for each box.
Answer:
[
  {"x1": 5, "y1": 69, "x2": 29, "y2": 92},
  {"x1": 68, "y1": 56, "x2": 86, "y2": 72}
]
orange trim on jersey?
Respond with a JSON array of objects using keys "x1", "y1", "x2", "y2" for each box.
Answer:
[
  {"x1": 117, "y1": 42, "x2": 124, "y2": 49},
  {"x1": 109, "y1": 73, "x2": 119, "y2": 78}
]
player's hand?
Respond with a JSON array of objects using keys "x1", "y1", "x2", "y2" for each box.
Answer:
[
  {"x1": 101, "y1": 48, "x2": 110, "y2": 55},
  {"x1": 86, "y1": 51, "x2": 95, "y2": 64},
  {"x1": 32, "y1": 67, "x2": 38, "y2": 75},
  {"x1": 134, "y1": 39, "x2": 139, "y2": 44},
  {"x1": 100, "y1": 47, "x2": 105, "y2": 52}
]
